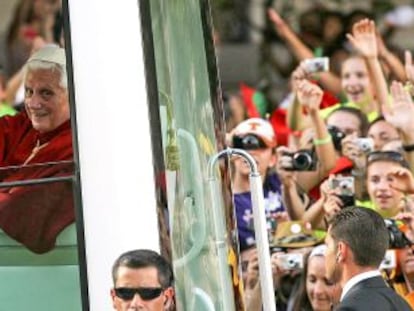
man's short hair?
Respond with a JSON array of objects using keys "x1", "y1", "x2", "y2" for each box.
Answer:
[
  {"x1": 24, "y1": 45, "x2": 67, "y2": 89},
  {"x1": 112, "y1": 249, "x2": 173, "y2": 288},
  {"x1": 329, "y1": 207, "x2": 388, "y2": 267}
]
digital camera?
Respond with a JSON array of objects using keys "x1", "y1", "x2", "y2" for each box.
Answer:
[
  {"x1": 303, "y1": 57, "x2": 330, "y2": 74},
  {"x1": 270, "y1": 246, "x2": 283, "y2": 255},
  {"x1": 327, "y1": 125, "x2": 346, "y2": 152},
  {"x1": 355, "y1": 137, "x2": 374, "y2": 153},
  {"x1": 278, "y1": 253, "x2": 304, "y2": 271},
  {"x1": 379, "y1": 250, "x2": 397, "y2": 270},
  {"x1": 330, "y1": 176, "x2": 355, "y2": 208},
  {"x1": 385, "y1": 219, "x2": 412, "y2": 249},
  {"x1": 282, "y1": 149, "x2": 317, "y2": 171}
]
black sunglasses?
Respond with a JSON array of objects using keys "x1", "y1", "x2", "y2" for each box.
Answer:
[
  {"x1": 232, "y1": 134, "x2": 267, "y2": 150},
  {"x1": 114, "y1": 287, "x2": 163, "y2": 301},
  {"x1": 367, "y1": 151, "x2": 408, "y2": 167}
]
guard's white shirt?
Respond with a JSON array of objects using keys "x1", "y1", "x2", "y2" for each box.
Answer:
[{"x1": 340, "y1": 270, "x2": 382, "y2": 301}]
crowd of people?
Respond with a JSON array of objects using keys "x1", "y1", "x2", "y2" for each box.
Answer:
[
  {"x1": 0, "y1": 0, "x2": 62, "y2": 112},
  {"x1": 224, "y1": 5, "x2": 414, "y2": 311}
]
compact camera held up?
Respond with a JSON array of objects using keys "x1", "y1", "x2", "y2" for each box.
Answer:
[
  {"x1": 278, "y1": 253, "x2": 304, "y2": 271},
  {"x1": 281, "y1": 149, "x2": 317, "y2": 171},
  {"x1": 380, "y1": 250, "x2": 397, "y2": 270},
  {"x1": 379, "y1": 220, "x2": 412, "y2": 271},
  {"x1": 327, "y1": 125, "x2": 346, "y2": 152},
  {"x1": 354, "y1": 137, "x2": 374, "y2": 153},
  {"x1": 303, "y1": 57, "x2": 330, "y2": 74},
  {"x1": 385, "y1": 219, "x2": 412, "y2": 249},
  {"x1": 330, "y1": 176, "x2": 355, "y2": 208}
]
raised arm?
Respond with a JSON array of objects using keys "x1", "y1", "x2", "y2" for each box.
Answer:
[
  {"x1": 383, "y1": 81, "x2": 414, "y2": 171},
  {"x1": 294, "y1": 80, "x2": 337, "y2": 191},
  {"x1": 347, "y1": 19, "x2": 388, "y2": 114},
  {"x1": 376, "y1": 31, "x2": 406, "y2": 82},
  {"x1": 267, "y1": 8, "x2": 342, "y2": 95},
  {"x1": 276, "y1": 146, "x2": 306, "y2": 220},
  {"x1": 286, "y1": 65, "x2": 309, "y2": 131},
  {"x1": 297, "y1": 80, "x2": 337, "y2": 171},
  {"x1": 405, "y1": 50, "x2": 414, "y2": 85}
]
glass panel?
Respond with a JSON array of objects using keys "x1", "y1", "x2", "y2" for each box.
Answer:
[
  {"x1": 0, "y1": 1, "x2": 82, "y2": 309},
  {"x1": 145, "y1": 0, "x2": 241, "y2": 310}
]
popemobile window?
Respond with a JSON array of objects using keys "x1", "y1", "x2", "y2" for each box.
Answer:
[{"x1": 0, "y1": 1, "x2": 82, "y2": 310}]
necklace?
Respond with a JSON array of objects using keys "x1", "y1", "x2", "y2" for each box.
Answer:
[{"x1": 23, "y1": 139, "x2": 49, "y2": 165}]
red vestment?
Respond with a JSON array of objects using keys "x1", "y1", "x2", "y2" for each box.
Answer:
[{"x1": 0, "y1": 111, "x2": 74, "y2": 253}]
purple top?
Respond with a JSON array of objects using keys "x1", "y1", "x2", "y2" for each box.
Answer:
[{"x1": 235, "y1": 172, "x2": 285, "y2": 251}]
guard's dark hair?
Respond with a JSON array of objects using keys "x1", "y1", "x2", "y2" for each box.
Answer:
[
  {"x1": 329, "y1": 207, "x2": 388, "y2": 267},
  {"x1": 112, "y1": 249, "x2": 173, "y2": 288}
]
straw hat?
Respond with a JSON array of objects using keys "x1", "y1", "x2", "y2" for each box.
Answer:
[{"x1": 271, "y1": 221, "x2": 326, "y2": 248}]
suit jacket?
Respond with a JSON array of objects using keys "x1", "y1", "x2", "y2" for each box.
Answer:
[{"x1": 336, "y1": 276, "x2": 412, "y2": 310}]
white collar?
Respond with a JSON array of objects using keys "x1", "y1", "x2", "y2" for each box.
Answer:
[{"x1": 340, "y1": 270, "x2": 381, "y2": 301}]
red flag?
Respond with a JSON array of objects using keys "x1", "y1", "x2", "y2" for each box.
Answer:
[{"x1": 240, "y1": 82, "x2": 260, "y2": 118}]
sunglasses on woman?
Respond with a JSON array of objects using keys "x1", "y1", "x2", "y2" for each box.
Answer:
[
  {"x1": 114, "y1": 287, "x2": 163, "y2": 301},
  {"x1": 367, "y1": 151, "x2": 409, "y2": 168}
]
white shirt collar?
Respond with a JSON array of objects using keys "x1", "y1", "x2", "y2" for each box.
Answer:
[{"x1": 340, "y1": 270, "x2": 381, "y2": 301}]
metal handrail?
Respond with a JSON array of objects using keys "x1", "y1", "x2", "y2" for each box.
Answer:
[
  {"x1": 0, "y1": 161, "x2": 75, "y2": 188},
  {"x1": 0, "y1": 175, "x2": 75, "y2": 188},
  {"x1": 208, "y1": 148, "x2": 276, "y2": 311}
]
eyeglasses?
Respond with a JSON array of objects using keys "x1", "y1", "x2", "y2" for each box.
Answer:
[
  {"x1": 367, "y1": 151, "x2": 408, "y2": 167},
  {"x1": 114, "y1": 287, "x2": 163, "y2": 301},
  {"x1": 232, "y1": 134, "x2": 267, "y2": 150}
]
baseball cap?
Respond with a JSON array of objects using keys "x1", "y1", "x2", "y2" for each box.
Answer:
[
  {"x1": 27, "y1": 45, "x2": 66, "y2": 67},
  {"x1": 232, "y1": 118, "x2": 277, "y2": 148}
]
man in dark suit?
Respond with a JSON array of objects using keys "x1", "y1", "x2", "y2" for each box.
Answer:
[{"x1": 325, "y1": 207, "x2": 411, "y2": 310}]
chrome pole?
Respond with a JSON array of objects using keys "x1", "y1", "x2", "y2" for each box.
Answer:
[{"x1": 208, "y1": 148, "x2": 276, "y2": 311}]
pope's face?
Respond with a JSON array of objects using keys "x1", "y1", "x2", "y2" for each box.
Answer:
[{"x1": 24, "y1": 68, "x2": 70, "y2": 133}]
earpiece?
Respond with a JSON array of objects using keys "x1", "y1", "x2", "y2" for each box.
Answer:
[{"x1": 336, "y1": 253, "x2": 341, "y2": 262}]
